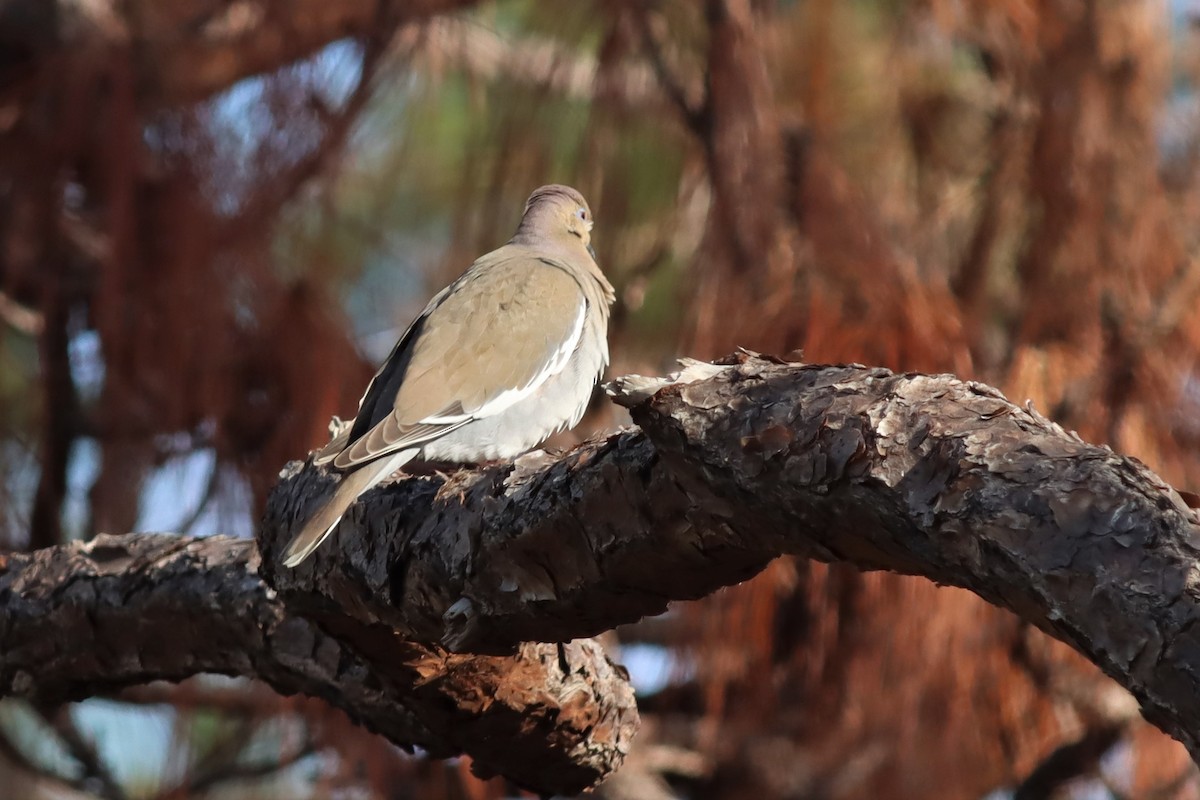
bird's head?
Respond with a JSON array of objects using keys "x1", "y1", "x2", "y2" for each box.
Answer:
[{"x1": 520, "y1": 184, "x2": 596, "y2": 258}]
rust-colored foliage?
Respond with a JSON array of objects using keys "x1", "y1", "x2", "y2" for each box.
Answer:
[
  {"x1": 1, "y1": 43, "x2": 378, "y2": 542},
  {"x1": 647, "y1": 1, "x2": 1200, "y2": 798}
]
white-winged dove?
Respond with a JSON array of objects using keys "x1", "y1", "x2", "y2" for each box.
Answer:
[{"x1": 282, "y1": 185, "x2": 615, "y2": 567}]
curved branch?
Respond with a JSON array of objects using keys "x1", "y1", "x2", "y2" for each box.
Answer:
[
  {"x1": 258, "y1": 352, "x2": 1200, "y2": 763},
  {"x1": 0, "y1": 534, "x2": 636, "y2": 795},
  {"x1": 6, "y1": 352, "x2": 1199, "y2": 785},
  {"x1": 0, "y1": 0, "x2": 480, "y2": 105}
]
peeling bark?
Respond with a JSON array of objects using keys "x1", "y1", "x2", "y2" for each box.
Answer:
[
  {"x1": 0, "y1": 534, "x2": 637, "y2": 795},
  {"x1": 5, "y1": 353, "x2": 1200, "y2": 786},
  {"x1": 258, "y1": 353, "x2": 1200, "y2": 765}
]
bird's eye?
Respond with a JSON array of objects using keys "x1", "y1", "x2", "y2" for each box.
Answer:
[{"x1": 576, "y1": 207, "x2": 588, "y2": 221}]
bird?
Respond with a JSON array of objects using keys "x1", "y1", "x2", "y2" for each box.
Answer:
[{"x1": 281, "y1": 185, "x2": 614, "y2": 567}]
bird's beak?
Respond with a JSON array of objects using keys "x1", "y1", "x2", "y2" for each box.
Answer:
[{"x1": 587, "y1": 243, "x2": 598, "y2": 262}]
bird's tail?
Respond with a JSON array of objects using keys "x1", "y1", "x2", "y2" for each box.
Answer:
[{"x1": 281, "y1": 449, "x2": 417, "y2": 567}]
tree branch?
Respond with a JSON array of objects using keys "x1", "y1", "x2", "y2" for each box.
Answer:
[
  {"x1": 257, "y1": 352, "x2": 1200, "y2": 766},
  {"x1": 0, "y1": 0, "x2": 481, "y2": 106},
  {"x1": 37, "y1": 704, "x2": 127, "y2": 800},
  {"x1": 6, "y1": 352, "x2": 1200, "y2": 788},
  {"x1": 0, "y1": 534, "x2": 637, "y2": 795}
]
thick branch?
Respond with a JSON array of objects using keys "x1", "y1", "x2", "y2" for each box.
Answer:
[
  {"x1": 0, "y1": 534, "x2": 636, "y2": 795},
  {"x1": 0, "y1": 0, "x2": 479, "y2": 105},
  {"x1": 258, "y1": 353, "x2": 1200, "y2": 763}
]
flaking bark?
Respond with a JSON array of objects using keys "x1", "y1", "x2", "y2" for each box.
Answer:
[
  {"x1": 258, "y1": 352, "x2": 1200, "y2": 765},
  {"x1": 4, "y1": 353, "x2": 1200, "y2": 787},
  {"x1": 0, "y1": 534, "x2": 637, "y2": 795}
]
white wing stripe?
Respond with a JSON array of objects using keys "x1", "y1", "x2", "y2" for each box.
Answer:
[{"x1": 419, "y1": 300, "x2": 588, "y2": 424}]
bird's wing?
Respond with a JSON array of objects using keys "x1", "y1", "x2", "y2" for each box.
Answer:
[
  {"x1": 311, "y1": 292, "x2": 447, "y2": 468},
  {"x1": 329, "y1": 249, "x2": 589, "y2": 470}
]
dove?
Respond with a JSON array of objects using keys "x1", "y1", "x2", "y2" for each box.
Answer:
[{"x1": 282, "y1": 185, "x2": 614, "y2": 567}]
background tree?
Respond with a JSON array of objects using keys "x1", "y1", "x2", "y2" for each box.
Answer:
[{"x1": 1, "y1": 0, "x2": 1199, "y2": 797}]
